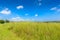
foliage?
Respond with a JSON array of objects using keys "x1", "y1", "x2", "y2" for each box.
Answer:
[
  {"x1": 0, "y1": 20, "x2": 5, "y2": 24},
  {"x1": 0, "y1": 20, "x2": 9, "y2": 24},
  {"x1": 5, "y1": 20, "x2": 10, "y2": 23}
]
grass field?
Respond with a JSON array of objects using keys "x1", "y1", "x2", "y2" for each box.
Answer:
[{"x1": 0, "y1": 22, "x2": 60, "y2": 40}]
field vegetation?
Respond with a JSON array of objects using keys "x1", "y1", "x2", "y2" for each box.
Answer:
[{"x1": 0, "y1": 20, "x2": 60, "y2": 40}]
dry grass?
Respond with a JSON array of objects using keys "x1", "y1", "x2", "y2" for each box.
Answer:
[{"x1": 0, "y1": 22, "x2": 60, "y2": 40}]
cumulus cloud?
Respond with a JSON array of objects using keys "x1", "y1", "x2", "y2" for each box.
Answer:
[
  {"x1": 35, "y1": 14, "x2": 38, "y2": 17},
  {"x1": 16, "y1": 5, "x2": 24, "y2": 9},
  {"x1": 10, "y1": 16, "x2": 24, "y2": 21},
  {"x1": 0, "y1": 8, "x2": 11, "y2": 14}
]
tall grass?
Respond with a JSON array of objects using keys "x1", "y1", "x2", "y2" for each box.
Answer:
[{"x1": 0, "y1": 22, "x2": 60, "y2": 40}]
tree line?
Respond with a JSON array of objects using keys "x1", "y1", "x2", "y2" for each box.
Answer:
[{"x1": 0, "y1": 20, "x2": 9, "y2": 24}]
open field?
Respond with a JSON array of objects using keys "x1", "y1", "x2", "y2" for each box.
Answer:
[{"x1": 0, "y1": 22, "x2": 60, "y2": 40}]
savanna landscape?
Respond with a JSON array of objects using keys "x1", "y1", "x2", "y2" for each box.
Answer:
[
  {"x1": 0, "y1": 20, "x2": 60, "y2": 40},
  {"x1": 0, "y1": 0, "x2": 60, "y2": 40}
]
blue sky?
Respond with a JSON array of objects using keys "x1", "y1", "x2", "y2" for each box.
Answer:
[{"x1": 0, "y1": 0, "x2": 60, "y2": 21}]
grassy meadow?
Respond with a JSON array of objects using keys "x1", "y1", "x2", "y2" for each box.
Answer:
[{"x1": 0, "y1": 22, "x2": 60, "y2": 40}]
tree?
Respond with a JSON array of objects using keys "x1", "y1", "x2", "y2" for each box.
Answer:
[
  {"x1": 0, "y1": 20, "x2": 10, "y2": 24},
  {"x1": 5, "y1": 20, "x2": 9, "y2": 23},
  {"x1": 0, "y1": 20, "x2": 5, "y2": 24}
]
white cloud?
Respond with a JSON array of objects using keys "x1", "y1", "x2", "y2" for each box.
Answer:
[
  {"x1": 50, "y1": 7, "x2": 57, "y2": 10},
  {"x1": 0, "y1": 8, "x2": 11, "y2": 14},
  {"x1": 10, "y1": 16, "x2": 24, "y2": 21},
  {"x1": 16, "y1": 5, "x2": 24, "y2": 9},
  {"x1": 50, "y1": 6, "x2": 60, "y2": 12},
  {"x1": 35, "y1": 14, "x2": 38, "y2": 17}
]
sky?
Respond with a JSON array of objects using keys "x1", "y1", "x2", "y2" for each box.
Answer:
[{"x1": 0, "y1": 0, "x2": 60, "y2": 21}]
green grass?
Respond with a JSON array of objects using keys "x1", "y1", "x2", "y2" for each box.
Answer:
[{"x1": 0, "y1": 22, "x2": 60, "y2": 40}]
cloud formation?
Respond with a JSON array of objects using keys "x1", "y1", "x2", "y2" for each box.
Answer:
[
  {"x1": 0, "y1": 8, "x2": 11, "y2": 14},
  {"x1": 16, "y1": 5, "x2": 24, "y2": 9},
  {"x1": 35, "y1": 14, "x2": 38, "y2": 17},
  {"x1": 50, "y1": 6, "x2": 60, "y2": 12},
  {"x1": 11, "y1": 16, "x2": 24, "y2": 21},
  {"x1": 50, "y1": 7, "x2": 57, "y2": 10}
]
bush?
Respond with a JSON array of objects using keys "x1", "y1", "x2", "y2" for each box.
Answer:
[
  {"x1": 0, "y1": 20, "x2": 9, "y2": 24},
  {"x1": 0, "y1": 20, "x2": 5, "y2": 24},
  {"x1": 5, "y1": 20, "x2": 9, "y2": 23}
]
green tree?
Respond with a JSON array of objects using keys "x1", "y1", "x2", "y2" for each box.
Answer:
[{"x1": 0, "y1": 20, "x2": 5, "y2": 24}]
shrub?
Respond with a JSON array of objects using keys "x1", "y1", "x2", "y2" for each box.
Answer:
[
  {"x1": 0, "y1": 20, "x2": 5, "y2": 24},
  {"x1": 0, "y1": 20, "x2": 9, "y2": 24},
  {"x1": 5, "y1": 20, "x2": 9, "y2": 23}
]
